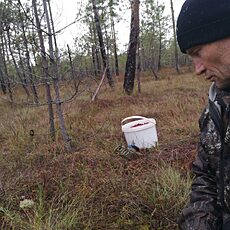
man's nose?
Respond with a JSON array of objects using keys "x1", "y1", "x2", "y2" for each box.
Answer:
[{"x1": 193, "y1": 58, "x2": 206, "y2": 75}]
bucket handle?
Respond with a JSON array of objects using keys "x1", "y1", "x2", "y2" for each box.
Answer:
[{"x1": 121, "y1": 116, "x2": 156, "y2": 126}]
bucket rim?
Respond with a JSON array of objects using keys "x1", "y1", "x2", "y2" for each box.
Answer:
[
  {"x1": 122, "y1": 120, "x2": 156, "y2": 133},
  {"x1": 121, "y1": 116, "x2": 156, "y2": 126}
]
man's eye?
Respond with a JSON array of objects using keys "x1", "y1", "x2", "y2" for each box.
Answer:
[{"x1": 193, "y1": 48, "x2": 201, "y2": 57}]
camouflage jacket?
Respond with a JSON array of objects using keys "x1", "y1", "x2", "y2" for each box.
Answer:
[{"x1": 178, "y1": 83, "x2": 230, "y2": 230}]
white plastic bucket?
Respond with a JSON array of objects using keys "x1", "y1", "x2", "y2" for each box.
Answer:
[{"x1": 121, "y1": 116, "x2": 158, "y2": 149}]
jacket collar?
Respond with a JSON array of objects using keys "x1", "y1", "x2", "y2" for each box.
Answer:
[
  {"x1": 209, "y1": 83, "x2": 230, "y2": 106},
  {"x1": 208, "y1": 83, "x2": 217, "y2": 102}
]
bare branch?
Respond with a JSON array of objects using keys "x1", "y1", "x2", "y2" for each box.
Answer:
[{"x1": 91, "y1": 68, "x2": 106, "y2": 101}]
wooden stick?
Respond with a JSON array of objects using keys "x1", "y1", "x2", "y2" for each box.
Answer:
[{"x1": 91, "y1": 68, "x2": 106, "y2": 101}]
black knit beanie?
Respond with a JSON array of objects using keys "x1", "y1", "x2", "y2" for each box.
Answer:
[{"x1": 176, "y1": 0, "x2": 230, "y2": 53}]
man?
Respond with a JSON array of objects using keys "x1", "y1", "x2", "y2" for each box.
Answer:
[{"x1": 176, "y1": 0, "x2": 230, "y2": 229}]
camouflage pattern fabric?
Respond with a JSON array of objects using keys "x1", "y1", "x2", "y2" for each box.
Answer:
[{"x1": 178, "y1": 85, "x2": 230, "y2": 230}]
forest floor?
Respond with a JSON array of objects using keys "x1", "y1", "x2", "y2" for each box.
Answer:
[{"x1": 0, "y1": 68, "x2": 210, "y2": 229}]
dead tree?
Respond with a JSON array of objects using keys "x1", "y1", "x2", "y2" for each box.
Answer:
[
  {"x1": 43, "y1": 0, "x2": 71, "y2": 150},
  {"x1": 33, "y1": 0, "x2": 56, "y2": 141}
]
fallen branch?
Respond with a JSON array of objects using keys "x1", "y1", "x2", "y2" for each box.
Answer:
[{"x1": 91, "y1": 68, "x2": 106, "y2": 101}]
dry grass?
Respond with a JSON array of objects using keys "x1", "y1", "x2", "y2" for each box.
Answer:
[{"x1": 0, "y1": 69, "x2": 209, "y2": 229}]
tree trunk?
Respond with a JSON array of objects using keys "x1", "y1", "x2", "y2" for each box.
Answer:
[
  {"x1": 104, "y1": 25, "x2": 112, "y2": 77},
  {"x1": 137, "y1": 40, "x2": 141, "y2": 94},
  {"x1": 157, "y1": 26, "x2": 162, "y2": 72},
  {"x1": 95, "y1": 46, "x2": 101, "y2": 75},
  {"x1": 43, "y1": 0, "x2": 71, "y2": 150},
  {"x1": 33, "y1": 0, "x2": 56, "y2": 141},
  {"x1": 47, "y1": 0, "x2": 59, "y2": 61},
  {"x1": 111, "y1": 17, "x2": 119, "y2": 76},
  {"x1": 91, "y1": 0, "x2": 114, "y2": 87},
  {"x1": 91, "y1": 45, "x2": 98, "y2": 78},
  {"x1": 0, "y1": 39, "x2": 6, "y2": 94},
  {"x1": 170, "y1": 0, "x2": 179, "y2": 73},
  {"x1": 67, "y1": 44, "x2": 78, "y2": 90},
  {"x1": 91, "y1": 22, "x2": 101, "y2": 75},
  {"x1": 19, "y1": 6, "x2": 39, "y2": 104},
  {"x1": 2, "y1": 33, "x2": 13, "y2": 102},
  {"x1": 140, "y1": 40, "x2": 147, "y2": 71},
  {"x1": 123, "y1": 0, "x2": 140, "y2": 95},
  {"x1": 89, "y1": 24, "x2": 98, "y2": 78},
  {"x1": 6, "y1": 28, "x2": 30, "y2": 97},
  {"x1": 31, "y1": 27, "x2": 39, "y2": 68},
  {"x1": 0, "y1": 70, "x2": 6, "y2": 94}
]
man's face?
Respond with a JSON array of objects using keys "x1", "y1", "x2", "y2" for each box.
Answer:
[{"x1": 187, "y1": 38, "x2": 230, "y2": 89}]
